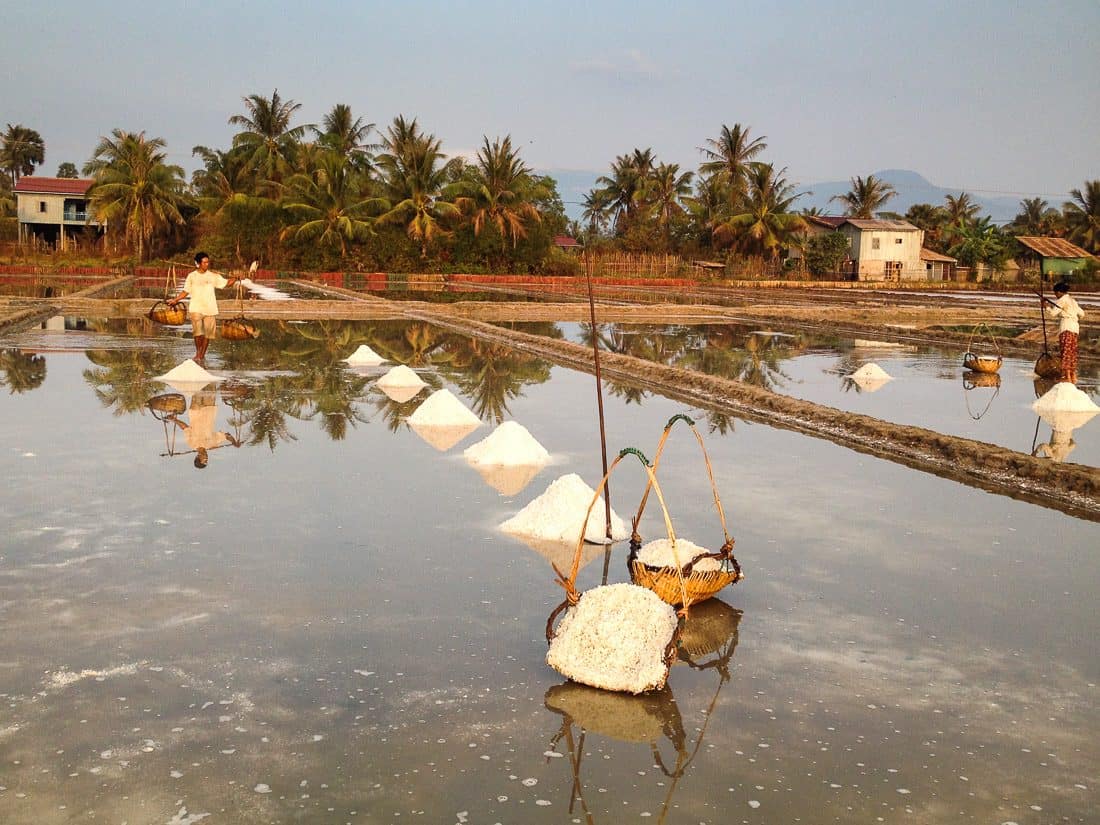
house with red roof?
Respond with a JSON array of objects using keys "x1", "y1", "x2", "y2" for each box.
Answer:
[{"x1": 13, "y1": 176, "x2": 104, "y2": 250}]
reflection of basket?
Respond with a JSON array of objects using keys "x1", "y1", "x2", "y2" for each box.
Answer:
[
  {"x1": 1035, "y1": 352, "x2": 1061, "y2": 379},
  {"x1": 629, "y1": 415, "x2": 743, "y2": 610},
  {"x1": 146, "y1": 392, "x2": 186, "y2": 418},
  {"x1": 962, "y1": 352, "x2": 1002, "y2": 374},
  {"x1": 674, "y1": 598, "x2": 742, "y2": 661},
  {"x1": 148, "y1": 300, "x2": 187, "y2": 326},
  {"x1": 544, "y1": 683, "x2": 681, "y2": 745},
  {"x1": 962, "y1": 370, "x2": 1001, "y2": 389},
  {"x1": 221, "y1": 317, "x2": 260, "y2": 340}
]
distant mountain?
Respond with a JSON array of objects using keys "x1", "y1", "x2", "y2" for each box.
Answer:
[
  {"x1": 793, "y1": 169, "x2": 1056, "y2": 224},
  {"x1": 541, "y1": 167, "x2": 1065, "y2": 225}
]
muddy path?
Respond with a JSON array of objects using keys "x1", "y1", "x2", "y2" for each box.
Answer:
[{"x1": 404, "y1": 306, "x2": 1100, "y2": 521}]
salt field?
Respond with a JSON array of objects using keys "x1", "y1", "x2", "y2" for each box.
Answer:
[{"x1": 0, "y1": 318, "x2": 1096, "y2": 823}]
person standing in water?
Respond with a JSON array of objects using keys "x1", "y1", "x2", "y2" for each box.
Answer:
[
  {"x1": 1040, "y1": 281, "x2": 1085, "y2": 384},
  {"x1": 168, "y1": 252, "x2": 242, "y2": 364}
]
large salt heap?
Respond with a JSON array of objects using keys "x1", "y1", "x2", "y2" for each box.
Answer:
[
  {"x1": 343, "y1": 345, "x2": 387, "y2": 366},
  {"x1": 472, "y1": 463, "x2": 545, "y2": 497},
  {"x1": 849, "y1": 362, "x2": 893, "y2": 392},
  {"x1": 500, "y1": 473, "x2": 629, "y2": 544},
  {"x1": 377, "y1": 364, "x2": 426, "y2": 389},
  {"x1": 156, "y1": 359, "x2": 222, "y2": 384},
  {"x1": 1032, "y1": 382, "x2": 1100, "y2": 414},
  {"x1": 547, "y1": 583, "x2": 679, "y2": 694},
  {"x1": 408, "y1": 389, "x2": 480, "y2": 427},
  {"x1": 464, "y1": 421, "x2": 550, "y2": 466}
]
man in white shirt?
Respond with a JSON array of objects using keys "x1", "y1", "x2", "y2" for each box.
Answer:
[
  {"x1": 167, "y1": 252, "x2": 242, "y2": 364},
  {"x1": 1041, "y1": 281, "x2": 1086, "y2": 385}
]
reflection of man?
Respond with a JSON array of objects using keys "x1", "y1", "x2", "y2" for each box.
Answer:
[
  {"x1": 170, "y1": 387, "x2": 240, "y2": 468},
  {"x1": 167, "y1": 252, "x2": 242, "y2": 365}
]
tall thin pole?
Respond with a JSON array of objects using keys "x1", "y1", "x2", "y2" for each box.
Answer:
[{"x1": 584, "y1": 246, "x2": 612, "y2": 541}]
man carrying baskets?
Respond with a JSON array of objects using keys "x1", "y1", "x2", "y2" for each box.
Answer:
[{"x1": 168, "y1": 252, "x2": 242, "y2": 364}]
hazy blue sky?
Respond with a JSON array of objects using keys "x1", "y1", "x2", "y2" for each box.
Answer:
[{"x1": 3, "y1": 0, "x2": 1096, "y2": 197}]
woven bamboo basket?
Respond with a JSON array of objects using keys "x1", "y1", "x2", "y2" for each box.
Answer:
[
  {"x1": 146, "y1": 392, "x2": 186, "y2": 418},
  {"x1": 221, "y1": 317, "x2": 260, "y2": 340},
  {"x1": 628, "y1": 415, "x2": 743, "y2": 610},
  {"x1": 962, "y1": 370, "x2": 1001, "y2": 389},
  {"x1": 147, "y1": 300, "x2": 187, "y2": 326},
  {"x1": 962, "y1": 324, "x2": 1002, "y2": 374},
  {"x1": 1035, "y1": 352, "x2": 1061, "y2": 379}
]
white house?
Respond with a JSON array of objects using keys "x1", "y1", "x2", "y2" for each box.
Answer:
[
  {"x1": 13, "y1": 176, "x2": 103, "y2": 250},
  {"x1": 837, "y1": 219, "x2": 925, "y2": 281}
]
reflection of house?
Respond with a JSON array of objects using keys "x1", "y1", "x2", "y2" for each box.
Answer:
[
  {"x1": 1015, "y1": 236, "x2": 1096, "y2": 278},
  {"x1": 920, "y1": 247, "x2": 958, "y2": 281},
  {"x1": 838, "y1": 219, "x2": 925, "y2": 281},
  {"x1": 13, "y1": 177, "x2": 103, "y2": 250}
]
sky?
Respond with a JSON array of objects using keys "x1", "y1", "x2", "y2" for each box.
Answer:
[{"x1": 2, "y1": 0, "x2": 1097, "y2": 201}]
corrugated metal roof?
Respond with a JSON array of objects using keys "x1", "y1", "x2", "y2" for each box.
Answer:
[
  {"x1": 1015, "y1": 236, "x2": 1093, "y2": 259},
  {"x1": 12, "y1": 176, "x2": 94, "y2": 195},
  {"x1": 843, "y1": 219, "x2": 920, "y2": 231},
  {"x1": 553, "y1": 235, "x2": 581, "y2": 248},
  {"x1": 805, "y1": 215, "x2": 847, "y2": 228},
  {"x1": 920, "y1": 248, "x2": 957, "y2": 263}
]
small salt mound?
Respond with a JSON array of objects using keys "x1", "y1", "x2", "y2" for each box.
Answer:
[
  {"x1": 344, "y1": 344, "x2": 387, "y2": 366},
  {"x1": 636, "y1": 538, "x2": 721, "y2": 572},
  {"x1": 500, "y1": 473, "x2": 629, "y2": 544},
  {"x1": 464, "y1": 421, "x2": 550, "y2": 466},
  {"x1": 850, "y1": 363, "x2": 892, "y2": 381},
  {"x1": 547, "y1": 583, "x2": 678, "y2": 694},
  {"x1": 1032, "y1": 383, "x2": 1100, "y2": 414},
  {"x1": 377, "y1": 364, "x2": 426, "y2": 389},
  {"x1": 156, "y1": 359, "x2": 222, "y2": 383},
  {"x1": 407, "y1": 389, "x2": 481, "y2": 427}
]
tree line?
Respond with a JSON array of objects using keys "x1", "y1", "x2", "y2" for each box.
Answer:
[{"x1": 1, "y1": 104, "x2": 1097, "y2": 273}]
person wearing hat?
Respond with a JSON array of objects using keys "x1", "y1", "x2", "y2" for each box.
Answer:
[
  {"x1": 167, "y1": 252, "x2": 242, "y2": 364},
  {"x1": 1039, "y1": 281, "x2": 1085, "y2": 384}
]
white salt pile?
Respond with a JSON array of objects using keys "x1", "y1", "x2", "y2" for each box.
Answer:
[
  {"x1": 850, "y1": 363, "x2": 893, "y2": 381},
  {"x1": 407, "y1": 389, "x2": 481, "y2": 427},
  {"x1": 464, "y1": 421, "x2": 550, "y2": 466},
  {"x1": 1032, "y1": 382, "x2": 1100, "y2": 414},
  {"x1": 500, "y1": 473, "x2": 629, "y2": 544},
  {"x1": 547, "y1": 583, "x2": 678, "y2": 694},
  {"x1": 156, "y1": 359, "x2": 222, "y2": 383},
  {"x1": 343, "y1": 344, "x2": 387, "y2": 366},
  {"x1": 377, "y1": 364, "x2": 426, "y2": 388},
  {"x1": 408, "y1": 420, "x2": 480, "y2": 452},
  {"x1": 635, "y1": 538, "x2": 720, "y2": 572}
]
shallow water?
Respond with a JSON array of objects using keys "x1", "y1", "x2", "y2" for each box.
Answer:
[{"x1": 0, "y1": 320, "x2": 1096, "y2": 824}]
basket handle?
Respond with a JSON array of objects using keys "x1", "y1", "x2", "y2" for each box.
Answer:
[
  {"x1": 632, "y1": 414, "x2": 733, "y2": 556},
  {"x1": 966, "y1": 322, "x2": 1002, "y2": 357},
  {"x1": 147, "y1": 299, "x2": 171, "y2": 320}
]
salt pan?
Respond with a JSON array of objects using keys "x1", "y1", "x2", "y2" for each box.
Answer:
[
  {"x1": 343, "y1": 344, "x2": 387, "y2": 366},
  {"x1": 547, "y1": 583, "x2": 678, "y2": 694},
  {"x1": 464, "y1": 421, "x2": 549, "y2": 466},
  {"x1": 1032, "y1": 383, "x2": 1100, "y2": 414},
  {"x1": 850, "y1": 363, "x2": 892, "y2": 381},
  {"x1": 408, "y1": 389, "x2": 481, "y2": 427},
  {"x1": 377, "y1": 364, "x2": 426, "y2": 389},
  {"x1": 156, "y1": 360, "x2": 222, "y2": 384},
  {"x1": 636, "y1": 538, "x2": 721, "y2": 572},
  {"x1": 500, "y1": 473, "x2": 629, "y2": 544}
]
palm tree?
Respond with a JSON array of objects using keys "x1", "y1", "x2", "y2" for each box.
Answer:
[
  {"x1": 712, "y1": 164, "x2": 807, "y2": 258},
  {"x1": 1063, "y1": 180, "x2": 1100, "y2": 254},
  {"x1": 830, "y1": 175, "x2": 897, "y2": 219},
  {"x1": 948, "y1": 216, "x2": 1012, "y2": 269},
  {"x1": 455, "y1": 135, "x2": 543, "y2": 252},
  {"x1": 905, "y1": 203, "x2": 948, "y2": 251},
  {"x1": 0, "y1": 349, "x2": 47, "y2": 393},
  {"x1": 595, "y1": 148, "x2": 655, "y2": 231},
  {"x1": 229, "y1": 89, "x2": 309, "y2": 189},
  {"x1": 280, "y1": 150, "x2": 378, "y2": 257},
  {"x1": 943, "y1": 192, "x2": 980, "y2": 226},
  {"x1": 1, "y1": 124, "x2": 45, "y2": 184},
  {"x1": 374, "y1": 116, "x2": 462, "y2": 258},
  {"x1": 698, "y1": 123, "x2": 767, "y2": 204},
  {"x1": 581, "y1": 188, "x2": 612, "y2": 236},
  {"x1": 192, "y1": 144, "x2": 281, "y2": 263},
  {"x1": 641, "y1": 162, "x2": 693, "y2": 247},
  {"x1": 314, "y1": 103, "x2": 376, "y2": 173},
  {"x1": 82, "y1": 129, "x2": 187, "y2": 261}
]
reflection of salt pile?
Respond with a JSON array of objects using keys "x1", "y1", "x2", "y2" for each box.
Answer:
[
  {"x1": 547, "y1": 583, "x2": 678, "y2": 694},
  {"x1": 343, "y1": 344, "x2": 387, "y2": 366},
  {"x1": 544, "y1": 682, "x2": 675, "y2": 743},
  {"x1": 512, "y1": 534, "x2": 605, "y2": 573},
  {"x1": 636, "y1": 538, "x2": 720, "y2": 572},
  {"x1": 473, "y1": 463, "x2": 545, "y2": 496},
  {"x1": 500, "y1": 473, "x2": 629, "y2": 544},
  {"x1": 377, "y1": 364, "x2": 426, "y2": 389},
  {"x1": 379, "y1": 383, "x2": 425, "y2": 404},
  {"x1": 1032, "y1": 383, "x2": 1100, "y2": 414},
  {"x1": 464, "y1": 421, "x2": 550, "y2": 466},
  {"x1": 849, "y1": 362, "x2": 893, "y2": 392},
  {"x1": 407, "y1": 388, "x2": 482, "y2": 451}
]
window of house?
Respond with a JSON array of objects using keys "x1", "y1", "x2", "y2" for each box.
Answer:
[
  {"x1": 39, "y1": 201, "x2": 47, "y2": 213},
  {"x1": 895, "y1": 237, "x2": 903, "y2": 244},
  {"x1": 871, "y1": 237, "x2": 880, "y2": 250}
]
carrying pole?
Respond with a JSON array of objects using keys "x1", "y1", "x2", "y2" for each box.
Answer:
[{"x1": 584, "y1": 245, "x2": 613, "y2": 541}]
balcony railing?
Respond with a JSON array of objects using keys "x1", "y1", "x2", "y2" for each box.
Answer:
[{"x1": 63, "y1": 211, "x2": 91, "y2": 222}]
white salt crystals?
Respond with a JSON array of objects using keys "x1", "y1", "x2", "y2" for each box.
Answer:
[
  {"x1": 343, "y1": 344, "x2": 387, "y2": 366},
  {"x1": 547, "y1": 583, "x2": 678, "y2": 694},
  {"x1": 156, "y1": 359, "x2": 222, "y2": 384},
  {"x1": 464, "y1": 421, "x2": 549, "y2": 466},
  {"x1": 1032, "y1": 382, "x2": 1100, "y2": 414},
  {"x1": 377, "y1": 364, "x2": 426, "y2": 389},
  {"x1": 850, "y1": 363, "x2": 893, "y2": 381},
  {"x1": 407, "y1": 389, "x2": 481, "y2": 427},
  {"x1": 635, "y1": 538, "x2": 720, "y2": 572},
  {"x1": 500, "y1": 473, "x2": 629, "y2": 544}
]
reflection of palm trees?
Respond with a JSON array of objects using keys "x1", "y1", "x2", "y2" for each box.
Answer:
[
  {"x1": 443, "y1": 336, "x2": 551, "y2": 424},
  {"x1": 0, "y1": 349, "x2": 47, "y2": 393},
  {"x1": 82, "y1": 348, "x2": 177, "y2": 415},
  {"x1": 300, "y1": 365, "x2": 371, "y2": 440},
  {"x1": 232, "y1": 376, "x2": 303, "y2": 450}
]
